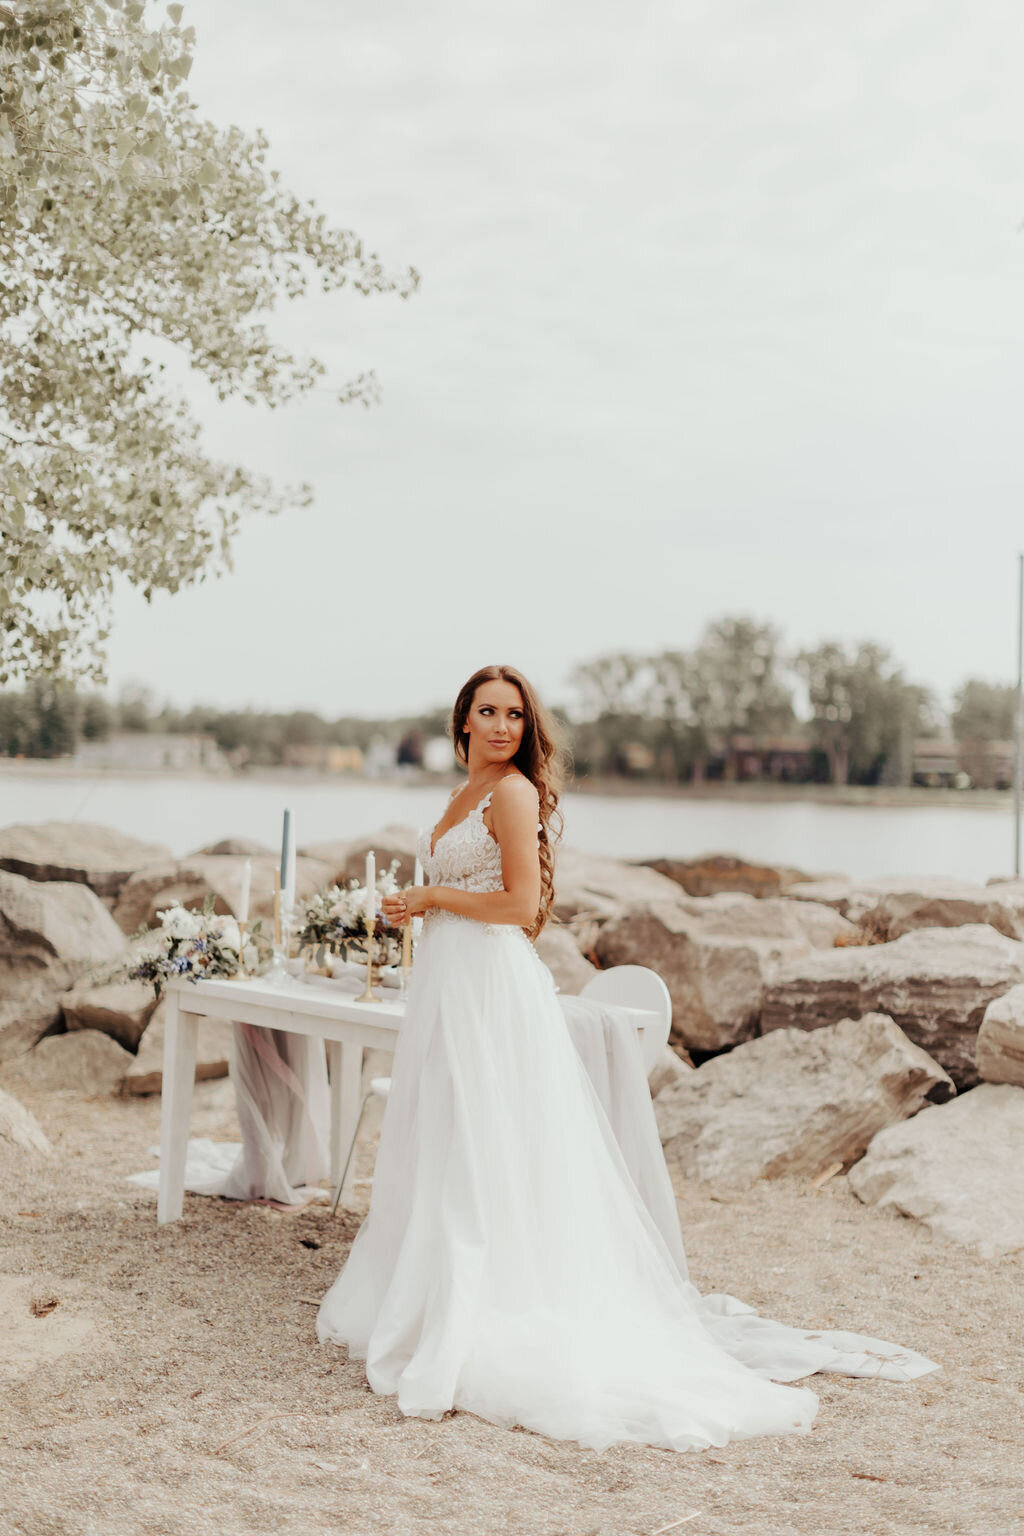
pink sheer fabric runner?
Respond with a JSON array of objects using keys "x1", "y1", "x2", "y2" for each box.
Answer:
[{"x1": 127, "y1": 1021, "x2": 330, "y2": 1208}]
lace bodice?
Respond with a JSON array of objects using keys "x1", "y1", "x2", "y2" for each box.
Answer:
[{"x1": 419, "y1": 789, "x2": 505, "y2": 895}]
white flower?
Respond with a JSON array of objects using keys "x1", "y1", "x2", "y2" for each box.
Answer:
[
  {"x1": 211, "y1": 914, "x2": 241, "y2": 953},
  {"x1": 156, "y1": 904, "x2": 202, "y2": 940}
]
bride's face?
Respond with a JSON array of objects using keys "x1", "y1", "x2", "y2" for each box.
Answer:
[{"x1": 464, "y1": 680, "x2": 525, "y2": 766}]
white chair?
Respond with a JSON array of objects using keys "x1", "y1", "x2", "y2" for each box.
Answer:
[{"x1": 578, "y1": 964, "x2": 672, "y2": 1075}]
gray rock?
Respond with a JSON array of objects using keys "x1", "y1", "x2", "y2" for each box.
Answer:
[
  {"x1": 655, "y1": 1013, "x2": 952, "y2": 1185},
  {"x1": 0, "y1": 822, "x2": 172, "y2": 902},
  {"x1": 553, "y1": 847, "x2": 686, "y2": 924},
  {"x1": 594, "y1": 900, "x2": 805, "y2": 1052},
  {"x1": 671, "y1": 891, "x2": 854, "y2": 948},
  {"x1": 761, "y1": 924, "x2": 1024, "y2": 1089},
  {"x1": 533, "y1": 925, "x2": 598, "y2": 994},
  {"x1": 648, "y1": 1044, "x2": 694, "y2": 1099},
  {"x1": 120, "y1": 1004, "x2": 234, "y2": 1095},
  {"x1": 0, "y1": 965, "x2": 65, "y2": 1064},
  {"x1": 0, "y1": 1085, "x2": 51, "y2": 1156},
  {"x1": 859, "y1": 881, "x2": 1024, "y2": 942},
  {"x1": 191, "y1": 837, "x2": 275, "y2": 858},
  {"x1": 112, "y1": 853, "x2": 330, "y2": 934},
  {"x1": 976, "y1": 985, "x2": 1024, "y2": 1088},
  {"x1": 1, "y1": 1029, "x2": 134, "y2": 1096},
  {"x1": 848, "y1": 1084, "x2": 1024, "y2": 1257},
  {"x1": 0, "y1": 869, "x2": 128, "y2": 980},
  {"x1": 62, "y1": 980, "x2": 159, "y2": 1052},
  {"x1": 641, "y1": 854, "x2": 810, "y2": 899}
]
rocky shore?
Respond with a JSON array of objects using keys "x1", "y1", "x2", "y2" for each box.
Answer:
[{"x1": 1, "y1": 819, "x2": 1023, "y2": 1533}]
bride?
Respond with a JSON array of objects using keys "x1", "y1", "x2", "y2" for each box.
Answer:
[{"x1": 316, "y1": 664, "x2": 937, "y2": 1453}]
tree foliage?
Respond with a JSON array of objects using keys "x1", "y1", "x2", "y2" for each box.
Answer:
[
  {"x1": 0, "y1": 0, "x2": 417, "y2": 683},
  {"x1": 795, "y1": 641, "x2": 932, "y2": 786},
  {"x1": 951, "y1": 679, "x2": 1015, "y2": 743}
]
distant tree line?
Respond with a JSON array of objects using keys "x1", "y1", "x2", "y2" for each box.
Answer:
[{"x1": 0, "y1": 616, "x2": 1017, "y2": 787}]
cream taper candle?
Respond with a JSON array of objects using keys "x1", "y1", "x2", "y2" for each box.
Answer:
[{"x1": 365, "y1": 851, "x2": 376, "y2": 929}]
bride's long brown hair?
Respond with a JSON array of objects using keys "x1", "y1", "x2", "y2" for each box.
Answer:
[{"x1": 451, "y1": 664, "x2": 565, "y2": 938}]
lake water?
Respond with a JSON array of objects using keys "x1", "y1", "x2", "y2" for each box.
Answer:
[{"x1": 0, "y1": 771, "x2": 1017, "y2": 884}]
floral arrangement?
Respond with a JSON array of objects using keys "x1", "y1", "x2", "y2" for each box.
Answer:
[
  {"x1": 128, "y1": 899, "x2": 263, "y2": 994},
  {"x1": 295, "y1": 860, "x2": 406, "y2": 970}
]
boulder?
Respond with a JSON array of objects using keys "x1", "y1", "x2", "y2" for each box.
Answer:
[
  {"x1": 671, "y1": 891, "x2": 854, "y2": 949},
  {"x1": 975, "y1": 986, "x2": 1024, "y2": 1088},
  {"x1": 655, "y1": 1013, "x2": 953, "y2": 1185},
  {"x1": 858, "y1": 881, "x2": 1024, "y2": 942},
  {"x1": 119, "y1": 1004, "x2": 234, "y2": 1095},
  {"x1": 595, "y1": 897, "x2": 829, "y2": 1056},
  {"x1": 761, "y1": 925, "x2": 1024, "y2": 1089},
  {"x1": 533, "y1": 924, "x2": 598, "y2": 994},
  {"x1": 1, "y1": 1030, "x2": 135, "y2": 1096},
  {"x1": 0, "y1": 822, "x2": 172, "y2": 903},
  {"x1": 0, "y1": 869, "x2": 129, "y2": 979},
  {"x1": 302, "y1": 825, "x2": 421, "y2": 888},
  {"x1": 647, "y1": 1044, "x2": 694, "y2": 1099},
  {"x1": 848, "y1": 1084, "x2": 1024, "y2": 1257},
  {"x1": 641, "y1": 854, "x2": 809, "y2": 900},
  {"x1": 553, "y1": 847, "x2": 687, "y2": 924},
  {"x1": 0, "y1": 869, "x2": 128, "y2": 1061},
  {"x1": 0, "y1": 966, "x2": 66, "y2": 1064},
  {"x1": 0, "y1": 1085, "x2": 51, "y2": 1156},
  {"x1": 112, "y1": 853, "x2": 331, "y2": 934},
  {"x1": 61, "y1": 980, "x2": 159, "y2": 1052},
  {"x1": 191, "y1": 838, "x2": 275, "y2": 858}
]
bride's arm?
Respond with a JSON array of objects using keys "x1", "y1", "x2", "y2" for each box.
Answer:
[{"x1": 388, "y1": 777, "x2": 542, "y2": 930}]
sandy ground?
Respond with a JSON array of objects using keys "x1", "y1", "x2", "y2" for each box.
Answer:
[{"x1": 1, "y1": 1080, "x2": 1022, "y2": 1536}]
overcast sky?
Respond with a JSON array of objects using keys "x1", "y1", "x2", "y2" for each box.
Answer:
[{"x1": 103, "y1": 0, "x2": 1024, "y2": 718}]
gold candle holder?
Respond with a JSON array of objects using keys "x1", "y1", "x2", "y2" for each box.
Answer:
[
  {"x1": 235, "y1": 920, "x2": 249, "y2": 979},
  {"x1": 357, "y1": 930, "x2": 380, "y2": 1003},
  {"x1": 400, "y1": 919, "x2": 413, "y2": 994}
]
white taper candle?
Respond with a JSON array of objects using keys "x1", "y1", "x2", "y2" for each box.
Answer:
[
  {"x1": 238, "y1": 858, "x2": 251, "y2": 924},
  {"x1": 365, "y1": 851, "x2": 376, "y2": 929}
]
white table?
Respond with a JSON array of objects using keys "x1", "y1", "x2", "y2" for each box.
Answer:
[
  {"x1": 158, "y1": 973, "x2": 664, "y2": 1231},
  {"x1": 158, "y1": 973, "x2": 403, "y2": 1223}
]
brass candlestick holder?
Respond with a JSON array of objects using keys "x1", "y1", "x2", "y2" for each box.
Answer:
[
  {"x1": 357, "y1": 929, "x2": 381, "y2": 1003},
  {"x1": 235, "y1": 920, "x2": 249, "y2": 979},
  {"x1": 399, "y1": 919, "x2": 413, "y2": 996}
]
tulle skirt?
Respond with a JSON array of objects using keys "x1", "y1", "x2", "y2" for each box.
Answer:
[{"x1": 317, "y1": 915, "x2": 935, "y2": 1453}]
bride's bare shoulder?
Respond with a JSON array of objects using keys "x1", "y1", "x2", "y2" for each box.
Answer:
[{"x1": 493, "y1": 773, "x2": 538, "y2": 811}]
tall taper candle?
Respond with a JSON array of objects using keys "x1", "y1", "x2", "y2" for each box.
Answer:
[
  {"x1": 413, "y1": 854, "x2": 424, "y2": 888},
  {"x1": 285, "y1": 823, "x2": 297, "y2": 915},
  {"x1": 238, "y1": 858, "x2": 251, "y2": 925},
  {"x1": 280, "y1": 808, "x2": 291, "y2": 896},
  {"x1": 365, "y1": 851, "x2": 376, "y2": 930},
  {"x1": 273, "y1": 867, "x2": 281, "y2": 948}
]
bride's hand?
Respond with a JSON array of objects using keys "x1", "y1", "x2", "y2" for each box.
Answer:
[{"x1": 381, "y1": 887, "x2": 432, "y2": 925}]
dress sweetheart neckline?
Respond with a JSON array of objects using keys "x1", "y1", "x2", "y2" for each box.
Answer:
[{"x1": 428, "y1": 785, "x2": 502, "y2": 859}]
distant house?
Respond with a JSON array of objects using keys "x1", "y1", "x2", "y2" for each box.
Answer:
[
  {"x1": 913, "y1": 738, "x2": 1013, "y2": 790},
  {"x1": 72, "y1": 732, "x2": 230, "y2": 773},
  {"x1": 281, "y1": 744, "x2": 365, "y2": 773},
  {"x1": 723, "y1": 735, "x2": 816, "y2": 782}
]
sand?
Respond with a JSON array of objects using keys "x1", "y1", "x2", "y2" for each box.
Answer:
[{"x1": 1, "y1": 1079, "x2": 1021, "y2": 1536}]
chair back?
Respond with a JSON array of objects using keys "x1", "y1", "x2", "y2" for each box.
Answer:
[{"x1": 579, "y1": 965, "x2": 672, "y2": 1075}]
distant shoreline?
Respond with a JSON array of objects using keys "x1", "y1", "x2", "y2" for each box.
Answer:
[{"x1": 0, "y1": 758, "x2": 1013, "y2": 813}]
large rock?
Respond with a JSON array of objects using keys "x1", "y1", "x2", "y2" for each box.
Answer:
[
  {"x1": 301, "y1": 826, "x2": 421, "y2": 888},
  {"x1": 1, "y1": 1030, "x2": 135, "y2": 1096},
  {"x1": 0, "y1": 822, "x2": 172, "y2": 903},
  {"x1": 642, "y1": 854, "x2": 809, "y2": 900},
  {"x1": 112, "y1": 854, "x2": 330, "y2": 935},
  {"x1": 0, "y1": 1085, "x2": 51, "y2": 1156},
  {"x1": 553, "y1": 848, "x2": 689, "y2": 924},
  {"x1": 648, "y1": 1044, "x2": 694, "y2": 1098},
  {"x1": 61, "y1": 980, "x2": 159, "y2": 1052},
  {"x1": 858, "y1": 881, "x2": 1024, "y2": 942},
  {"x1": 594, "y1": 901, "x2": 800, "y2": 1052},
  {"x1": 533, "y1": 924, "x2": 598, "y2": 994},
  {"x1": 849, "y1": 1084, "x2": 1024, "y2": 1257},
  {"x1": 119, "y1": 1004, "x2": 234, "y2": 1095},
  {"x1": 761, "y1": 924, "x2": 1024, "y2": 1088},
  {"x1": 672, "y1": 891, "x2": 854, "y2": 949},
  {"x1": 786, "y1": 875, "x2": 1024, "y2": 940},
  {"x1": 0, "y1": 869, "x2": 128, "y2": 980},
  {"x1": 655, "y1": 1013, "x2": 953, "y2": 1185},
  {"x1": 975, "y1": 986, "x2": 1024, "y2": 1087},
  {"x1": 0, "y1": 870, "x2": 129, "y2": 1056},
  {"x1": 0, "y1": 966, "x2": 65, "y2": 1064},
  {"x1": 191, "y1": 837, "x2": 275, "y2": 859}
]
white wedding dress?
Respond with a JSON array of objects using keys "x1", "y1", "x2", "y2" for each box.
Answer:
[{"x1": 316, "y1": 792, "x2": 937, "y2": 1454}]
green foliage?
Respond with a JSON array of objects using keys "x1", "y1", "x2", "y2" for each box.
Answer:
[
  {"x1": 951, "y1": 679, "x2": 1016, "y2": 743},
  {"x1": 0, "y1": 0, "x2": 417, "y2": 683},
  {"x1": 795, "y1": 641, "x2": 931, "y2": 787}
]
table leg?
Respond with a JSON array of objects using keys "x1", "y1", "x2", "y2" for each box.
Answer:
[
  {"x1": 157, "y1": 993, "x2": 199, "y2": 1224},
  {"x1": 327, "y1": 1041, "x2": 343, "y2": 1187}
]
